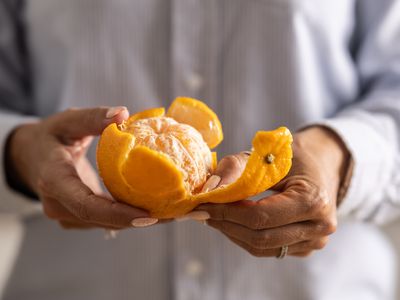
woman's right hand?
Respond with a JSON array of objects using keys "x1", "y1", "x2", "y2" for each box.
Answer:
[{"x1": 7, "y1": 107, "x2": 158, "y2": 229}]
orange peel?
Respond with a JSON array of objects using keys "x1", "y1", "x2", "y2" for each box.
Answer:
[{"x1": 97, "y1": 97, "x2": 293, "y2": 218}]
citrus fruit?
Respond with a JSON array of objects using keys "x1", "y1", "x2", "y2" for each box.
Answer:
[{"x1": 97, "y1": 97, "x2": 292, "y2": 218}]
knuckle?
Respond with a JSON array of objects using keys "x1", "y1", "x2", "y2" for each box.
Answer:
[
  {"x1": 326, "y1": 219, "x2": 337, "y2": 235},
  {"x1": 249, "y1": 212, "x2": 269, "y2": 230},
  {"x1": 108, "y1": 202, "x2": 124, "y2": 227},
  {"x1": 316, "y1": 218, "x2": 337, "y2": 235},
  {"x1": 249, "y1": 232, "x2": 268, "y2": 249},
  {"x1": 266, "y1": 233, "x2": 284, "y2": 248},
  {"x1": 314, "y1": 238, "x2": 329, "y2": 250},
  {"x1": 75, "y1": 200, "x2": 90, "y2": 222},
  {"x1": 293, "y1": 178, "x2": 310, "y2": 193},
  {"x1": 298, "y1": 180, "x2": 330, "y2": 217}
]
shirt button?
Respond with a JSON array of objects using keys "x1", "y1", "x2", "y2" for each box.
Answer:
[
  {"x1": 185, "y1": 72, "x2": 203, "y2": 92},
  {"x1": 185, "y1": 259, "x2": 204, "y2": 278}
]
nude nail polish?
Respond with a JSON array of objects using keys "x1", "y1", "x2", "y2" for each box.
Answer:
[
  {"x1": 201, "y1": 175, "x2": 221, "y2": 193},
  {"x1": 131, "y1": 218, "x2": 158, "y2": 227}
]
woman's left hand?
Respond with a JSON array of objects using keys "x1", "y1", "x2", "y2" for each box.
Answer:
[{"x1": 197, "y1": 126, "x2": 350, "y2": 257}]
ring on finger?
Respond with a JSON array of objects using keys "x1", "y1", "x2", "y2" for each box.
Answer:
[{"x1": 277, "y1": 245, "x2": 289, "y2": 259}]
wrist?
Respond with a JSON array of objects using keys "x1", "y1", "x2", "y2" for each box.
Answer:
[{"x1": 295, "y1": 126, "x2": 351, "y2": 203}]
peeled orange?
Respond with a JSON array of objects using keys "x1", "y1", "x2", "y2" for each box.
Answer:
[{"x1": 97, "y1": 97, "x2": 293, "y2": 218}]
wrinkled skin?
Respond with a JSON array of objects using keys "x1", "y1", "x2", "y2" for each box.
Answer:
[{"x1": 198, "y1": 126, "x2": 350, "y2": 257}]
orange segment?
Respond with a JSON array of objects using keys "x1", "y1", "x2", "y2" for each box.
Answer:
[{"x1": 166, "y1": 97, "x2": 223, "y2": 149}]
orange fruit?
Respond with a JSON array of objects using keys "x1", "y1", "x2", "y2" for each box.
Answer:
[{"x1": 97, "y1": 97, "x2": 293, "y2": 218}]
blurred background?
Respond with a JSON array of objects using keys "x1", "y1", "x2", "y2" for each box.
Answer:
[{"x1": 384, "y1": 222, "x2": 400, "y2": 298}]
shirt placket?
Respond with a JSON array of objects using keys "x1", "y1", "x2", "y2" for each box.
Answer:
[{"x1": 170, "y1": 0, "x2": 223, "y2": 300}]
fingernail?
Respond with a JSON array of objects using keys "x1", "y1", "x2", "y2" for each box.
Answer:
[
  {"x1": 201, "y1": 175, "x2": 221, "y2": 193},
  {"x1": 106, "y1": 106, "x2": 127, "y2": 119},
  {"x1": 131, "y1": 218, "x2": 158, "y2": 227},
  {"x1": 176, "y1": 211, "x2": 210, "y2": 222}
]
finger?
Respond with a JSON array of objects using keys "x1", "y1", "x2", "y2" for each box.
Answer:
[
  {"x1": 226, "y1": 235, "x2": 327, "y2": 258},
  {"x1": 42, "y1": 195, "x2": 81, "y2": 220},
  {"x1": 198, "y1": 180, "x2": 334, "y2": 230},
  {"x1": 214, "y1": 153, "x2": 249, "y2": 187},
  {"x1": 59, "y1": 220, "x2": 96, "y2": 230},
  {"x1": 207, "y1": 219, "x2": 319, "y2": 249},
  {"x1": 48, "y1": 106, "x2": 129, "y2": 142},
  {"x1": 43, "y1": 196, "x2": 121, "y2": 229},
  {"x1": 39, "y1": 152, "x2": 152, "y2": 229},
  {"x1": 58, "y1": 220, "x2": 121, "y2": 230},
  {"x1": 201, "y1": 153, "x2": 249, "y2": 192}
]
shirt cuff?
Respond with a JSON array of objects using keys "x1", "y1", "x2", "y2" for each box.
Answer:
[
  {"x1": 0, "y1": 112, "x2": 41, "y2": 216},
  {"x1": 314, "y1": 114, "x2": 395, "y2": 220}
]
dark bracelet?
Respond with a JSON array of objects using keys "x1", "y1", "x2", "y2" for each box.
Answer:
[{"x1": 4, "y1": 127, "x2": 39, "y2": 201}]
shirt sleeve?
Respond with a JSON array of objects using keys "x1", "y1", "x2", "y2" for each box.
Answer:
[
  {"x1": 321, "y1": 0, "x2": 400, "y2": 224},
  {"x1": 0, "y1": 0, "x2": 41, "y2": 216}
]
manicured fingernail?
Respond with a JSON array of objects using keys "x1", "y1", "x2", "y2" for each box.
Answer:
[
  {"x1": 131, "y1": 218, "x2": 158, "y2": 227},
  {"x1": 201, "y1": 175, "x2": 221, "y2": 193},
  {"x1": 176, "y1": 211, "x2": 210, "y2": 222},
  {"x1": 106, "y1": 106, "x2": 127, "y2": 119}
]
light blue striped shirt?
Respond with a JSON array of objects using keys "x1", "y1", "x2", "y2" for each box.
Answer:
[{"x1": 0, "y1": 0, "x2": 399, "y2": 299}]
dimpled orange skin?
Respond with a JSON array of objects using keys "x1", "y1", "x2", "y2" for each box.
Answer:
[{"x1": 97, "y1": 97, "x2": 293, "y2": 219}]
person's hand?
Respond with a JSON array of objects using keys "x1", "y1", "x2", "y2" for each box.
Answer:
[
  {"x1": 7, "y1": 107, "x2": 158, "y2": 229},
  {"x1": 197, "y1": 126, "x2": 350, "y2": 257}
]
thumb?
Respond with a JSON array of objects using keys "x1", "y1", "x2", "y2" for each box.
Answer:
[
  {"x1": 201, "y1": 152, "x2": 249, "y2": 192},
  {"x1": 48, "y1": 106, "x2": 129, "y2": 141}
]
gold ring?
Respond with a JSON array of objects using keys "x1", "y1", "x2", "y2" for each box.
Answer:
[{"x1": 277, "y1": 245, "x2": 288, "y2": 259}]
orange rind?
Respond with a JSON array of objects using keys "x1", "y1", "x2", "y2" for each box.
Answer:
[{"x1": 97, "y1": 97, "x2": 292, "y2": 218}]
